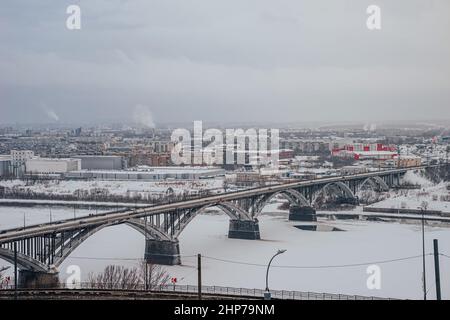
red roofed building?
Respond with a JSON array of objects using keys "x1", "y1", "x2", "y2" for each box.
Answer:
[{"x1": 332, "y1": 143, "x2": 397, "y2": 160}]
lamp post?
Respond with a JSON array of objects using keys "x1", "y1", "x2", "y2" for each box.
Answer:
[{"x1": 264, "y1": 249, "x2": 286, "y2": 300}]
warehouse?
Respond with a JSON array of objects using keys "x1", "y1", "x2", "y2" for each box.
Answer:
[
  {"x1": 25, "y1": 158, "x2": 81, "y2": 174},
  {"x1": 65, "y1": 166, "x2": 225, "y2": 180},
  {"x1": 74, "y1": 155, "x2": 126, "y2": 170}
]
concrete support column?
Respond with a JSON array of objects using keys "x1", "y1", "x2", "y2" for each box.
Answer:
[
  {"x1": 339, "y1": 197, "x2": 359, "y2": 205},
  {"x1": 145, "y1": 239, "x2": 181, "y2": 265},
  {"x1": 288, "y1": 205, "x2": 317, "y2": 222},
  {"x1": 228, "y1": 219, "x2": 260, "y2": 240},
  {"x1": 19, "y1": 270, "x2": 59, "y2": 289}
]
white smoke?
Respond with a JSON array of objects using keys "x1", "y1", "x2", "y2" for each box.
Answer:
[
  {"x1": 132, "y1": 104, "x2": 155, "y2": 128},
  {"x1": 363, "y1": 123, "x2": 377, "y2": 132},
  {"x1": 41, "y1": 104, "x2": 59, "y2": 121}
]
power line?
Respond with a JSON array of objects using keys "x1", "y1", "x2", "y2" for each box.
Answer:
[
  {"x1": 66, "y1": 254, "x2": 197, "y2": 261},
  {"x1": 67, "y1": 256, "x2": 139, "y2": 261},
  {"x1": 201, "y1": 254, "x2": 433, "y2": 269},
  {"x1": 64, "y1": 253, "x2": 445, "y2": 270}
]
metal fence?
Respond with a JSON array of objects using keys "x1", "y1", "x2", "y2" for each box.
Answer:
[
  {"x1": 0, "y1": 282, "x2": 394, "y2": 300},
  {"x1": 157, "y1": 285, "x2": 393, "y2": 300}
]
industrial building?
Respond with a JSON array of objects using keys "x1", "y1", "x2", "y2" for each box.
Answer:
[
  {"x1": 0, "y1": 155, "x2": 11, "y2": 177},
  {"x1": 340, "y1": 166, "x2": 369, "y2": 175},
  {"x1": 11, "y1": 150, "x2": 35, "y2": 177},
  {"x1": 332, "y1": 143, "x2": 397, "y2": 160},
  {"x1": 25, "y1": 158, "x2": 81, "y2": 174},
  {"x1": 393, "y1": 155, "x2": 422, "y2": 168},
  {"x1": 65, "y1": 166, "x2": 225, "y2": 181},
  {"x1": 74, "y1": 155, "x2": 126, "y2": 170}
]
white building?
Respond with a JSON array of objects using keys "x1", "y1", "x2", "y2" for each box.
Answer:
[
  {"x1": 11, "y1": 150, "x2": 35, "y2": 177},
  {"x1": 66, "y1": 166, "x2": 225, "y2": 180},
  {"x1": 340, "y1": 165, "x2": 369, "y2": 175},
  {"x1": 25, "y1": 158, "x2": 81, "y2": 174}
]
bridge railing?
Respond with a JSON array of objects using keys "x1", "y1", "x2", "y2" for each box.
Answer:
[{"x1": 0, "y1": 282, "x2": 394, "y2": 300}]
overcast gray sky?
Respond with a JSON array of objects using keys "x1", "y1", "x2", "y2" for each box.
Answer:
[{"x1": 0, "y1": 0, "x2": 449, "y2": 125}]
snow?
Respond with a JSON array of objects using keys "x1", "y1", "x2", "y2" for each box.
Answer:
[
  {"x1": 402, "y1": 171, "x2": 435, "y2": 188},
  {"x1": 367, "y1": 180, "x2": 450, "y2": 213},
  {"x1": 0, "y1": 178, "x2": 225, "y2": 197}
]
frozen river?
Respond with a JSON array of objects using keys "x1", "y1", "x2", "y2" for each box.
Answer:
[{"x1": 1, "y1": 204, "x2": 450, "y2": 299}]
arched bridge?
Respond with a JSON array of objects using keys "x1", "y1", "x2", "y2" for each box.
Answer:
[{"x1": 0, "y1": 166, "x2": 430, "y2": 287}]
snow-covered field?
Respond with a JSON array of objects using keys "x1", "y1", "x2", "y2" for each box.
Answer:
[
  {"x1": 1, "y1": 204, "x2": 450, "y2": 300},
  {"x1": 367, "y1": 172, "x2": 450, "y2": 213},
  {"x1": 0, "y1": 178, "x2": 224, "y2": 197}
]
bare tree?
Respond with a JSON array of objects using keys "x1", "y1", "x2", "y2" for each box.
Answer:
[
  {"x1": 0, "y1": 266, "x2": 10, "y2": 288},
  {"x1": 87, "y1": 261, "x2": 170, "y2": 290},
  {"x1": 88, "y1": 265, "x2": 141, "y2": 290},
  {"x1": 420, "y1": 201, "x2": 429, "y2": 211},
  {"x1": 139, "y1": 261, "x2": 170, "y2": 290},
  {"x1": 223, "y1": 179, "x2": 229, "y2": 192}
]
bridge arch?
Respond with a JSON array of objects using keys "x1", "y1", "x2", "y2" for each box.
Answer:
[
  {"x1": 172, "y1": 201, "x2": 253, "y2": 238},
  {"x1": 252, "y1": 189, "x2": 310, "y2": 218},
  {"x1": 359, "y1": 176, "x2": 389, "y2": 192},
  {"x1": 0, "y1": 247, "x2": 49, "y2": 272},
  {"x1": 312, "y1": 181, "x2": 357, "y2": 207}
]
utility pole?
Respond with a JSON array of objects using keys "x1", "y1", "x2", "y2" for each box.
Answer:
[
  {"x1": 421, "y1": 207, "x2": 427, "y2": 300},
  {"x1": 14, "y1": 242, "x2": 18, "y2": 300},
  {"x1": 197, "y1": 254, "x2": 202, "y2": 300},
  {"x1": 433, "y1": 239, "x2": 441, "y2": 300},
  {"x1": 144, "y1": 216, "x2": 148, "y2": 291},
  {"x1": 446, "y1": 146, "x2": 449, "y2": 181}
]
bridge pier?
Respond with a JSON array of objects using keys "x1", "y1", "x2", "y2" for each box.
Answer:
[
  {"x1": 337, "y1": 197, "x2": 359, "y2": 205},
  {"x1": 228, "y1": 219, "x2": 260, "y2": 240},
  {"x1": 288, "y1": 205, "x2": 317, "y2": 222},
  {"x1": 145, "y1": 239, "x2": 181, "y2": 265},
  {"x1": 19, "y1": 270, "x2": 59, "y2": 289}
]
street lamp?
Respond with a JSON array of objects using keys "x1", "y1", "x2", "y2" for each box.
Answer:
[{"x1": 264, "y1": 249, "x2": 286, "y2": 300}]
